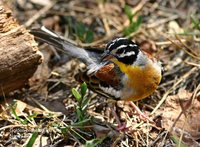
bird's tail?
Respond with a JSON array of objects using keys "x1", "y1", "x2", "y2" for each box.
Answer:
[{"x1": 30, "y1": 26, "x2": 100, "y2": 66}]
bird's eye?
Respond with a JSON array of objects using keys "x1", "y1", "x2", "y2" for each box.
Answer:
[{"x1": 116, "y1": 49, "x2": 124, "y2": 54}]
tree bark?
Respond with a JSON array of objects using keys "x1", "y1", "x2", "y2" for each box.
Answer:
[{"x1": 0, "y1": 4, "x2": 42, "y2": 96}]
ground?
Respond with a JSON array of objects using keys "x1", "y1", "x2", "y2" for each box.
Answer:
[{"x1": 0, "y1": 0, "x2": 200, "y2": 146}]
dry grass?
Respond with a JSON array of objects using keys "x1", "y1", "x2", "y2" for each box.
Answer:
[{"x1": 0, "y1": 0, "x2": 200, "y2": 146}]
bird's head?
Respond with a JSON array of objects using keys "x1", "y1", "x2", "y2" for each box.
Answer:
[{"x1": 101, "y1": 38, "x2": 145, "y2": 66}]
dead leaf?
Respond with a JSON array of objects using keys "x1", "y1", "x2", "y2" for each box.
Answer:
[
  {"x1": 93, "y1": 124, "x2": 116, "y2": 138},
  {"x1": 32, "y1": 135, "x2": 48, "y2": 147},
  {"x1": 157, "y1": 89, "x2": 200, "y2": 145},
  {"x1": 14, "y1": 100, "x2": 27, "y2": 116},
  {"x1": 1, "y1": 99, "x2": 46, "y2": 118}
]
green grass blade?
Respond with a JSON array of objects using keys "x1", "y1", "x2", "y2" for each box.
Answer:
[
  {"x1": 81, "y1": 82, "x2": 87, "y2": 97},
  {"x1": 72, "y1": 88, "x2": 82, "y2": 102},
  {"x1": 26, "y1": 131, "x2": 39, "y2": 147}
]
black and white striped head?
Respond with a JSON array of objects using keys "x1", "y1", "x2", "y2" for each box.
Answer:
[{"x1": 102, "y1": 38, "x2": 140, "y2": 65}]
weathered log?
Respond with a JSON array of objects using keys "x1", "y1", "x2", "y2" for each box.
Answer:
[{"x1": 0, "y1": 4, "x2": 42, "y2": 96}]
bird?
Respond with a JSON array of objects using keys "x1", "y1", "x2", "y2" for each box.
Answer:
[{"x1": 30, "y1": 26, "x2": 162, "y2": 130}]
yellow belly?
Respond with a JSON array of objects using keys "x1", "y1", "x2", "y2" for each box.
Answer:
[{"x1": 114, "y1": 60, "x2": 162, "y2": 101}]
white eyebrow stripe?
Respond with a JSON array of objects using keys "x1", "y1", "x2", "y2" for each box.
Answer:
[
  {"x1": 116, "y1": 37, "x2": 127, "y2": 41},
  {"x1": 108, "y1": 38, "x2": 128, "y2": 49},
  {"x1": 129, "y1": 44, "x2": 138, "y2": 47},
  {"x1": 107, "y1": 41, "x2": 115, "y2": 49},
  {"x1": 116, "y1": 44, "x2": 128, "y2": 50},
  {"x1": 118, "y1": 51, "x2": 135, "y2": 58}
]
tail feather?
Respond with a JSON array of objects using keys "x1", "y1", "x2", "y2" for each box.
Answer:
[{"x1": 30, "y1": 26, "x2": 100, "y2": 66}]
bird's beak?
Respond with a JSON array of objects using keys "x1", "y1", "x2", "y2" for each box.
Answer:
[{"x1": 101, "y1": 51, "x2": 115, "y2": 61}]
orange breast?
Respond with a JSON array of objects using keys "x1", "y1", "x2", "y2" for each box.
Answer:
[{"x1": 122, "y1": 63, "x2": 162, "y2": 101}]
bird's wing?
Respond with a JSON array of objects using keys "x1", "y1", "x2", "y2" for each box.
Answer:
[{"x1": 75, "y1": 63, "x2": 123, "y2": 99}]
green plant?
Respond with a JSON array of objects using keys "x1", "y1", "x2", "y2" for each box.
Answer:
[
  {"x1": 171, "y1": 134, "x2": 186, "y2": 147},
  {"x1": 86, "y1": 138, "x2": 104, "y2": 147},
  {"x1": 26, "y1": 131, "x2": 39, "y2": 147},
  {"x1": 10, "y1": 100, "x2": 39, "y2": 125},
  {"x1": 9, "y1": 100, "x2": 40, "y2": 147},
  {"x1": 191, "y1": 15, "x2": 200, "y2": 31},
  {"x1": 10, "y1": 101, "x2": 28, "y2": 125},
  {"x1": 63, "y1": 17, "x2": 94, "y2": 43},
  {"x1": 72, "y1": 82, "x2": 90, "y2": 122},
  {"x1": 123, "y1": 5, "x2": 142, "y2": 36},
  {"x1": 74, "y1": 22, "x2": 94, "y2": 43}
]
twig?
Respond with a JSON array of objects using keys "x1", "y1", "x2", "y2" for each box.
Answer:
[
  {"x1": 155, "y1": 39, "x2": 186, "y2": 46},
  {"x1": 184, "y1": 61, "x2": 200, "y2": 67},
  {"x1": 0, "y1": 124, "x2": 35, "y2": 131},
  {"x1": 151, "y1": 67, "x2": 197, "y2": 115},
  {"x1": 175, "y1": 35, "x2": 200, "y2": 58},
  {"x1": 24, "y1": 2, "x2": 56, "y2": 27},
  {"x1": 99, "y1": 3, "x2": 111, "y2": 36},
  {"x1": 131, "y1": 0, "x2": 147, "y2": 14},
  {"x1": 147, "y1": 15, "x2": 179, "y2": 28},
  {"x1": 150, "y1": 130, "x2": 168, "y2": 147},
  {"x1": 156, "y1": 30, "x2": 200, "y2": 60},
  {"x1": 69, "y1": 5, "x2": 98, "y2": 14}
]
